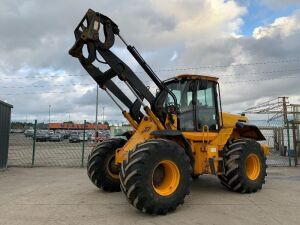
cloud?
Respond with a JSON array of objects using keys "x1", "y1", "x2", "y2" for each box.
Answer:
[
  {"x1": 173, "y1": 11, "x2": 300, "y2": 114},
  {"x1": 253, "y1": 13, "x2": 300, "y2": 39},
  {"x1": 0, "y1": 0, "x2": 299, "y2": 123}
]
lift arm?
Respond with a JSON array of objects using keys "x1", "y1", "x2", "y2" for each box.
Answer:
[{"x1": 69, "y1": 9, "x2": 171, "y2": 125}]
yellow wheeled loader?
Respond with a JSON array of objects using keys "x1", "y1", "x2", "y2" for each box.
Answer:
[{"x1": 69, "y1": 9, "x2": 269, "y2": 215}]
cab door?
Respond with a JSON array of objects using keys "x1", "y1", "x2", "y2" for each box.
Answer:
[
  {"x1": 164, "y1": 79, "x2": 197, "y2": 131},
  {"x1": 195, "y1": 80, "x2": 220, "y2": 132}
]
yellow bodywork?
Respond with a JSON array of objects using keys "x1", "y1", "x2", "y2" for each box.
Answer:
[
  {"x1": 115, "y1": 74, "x2": 268, "y2": 176},
  {"x1": 115, "y1": 107, "x2": 268, "y2": 176}
]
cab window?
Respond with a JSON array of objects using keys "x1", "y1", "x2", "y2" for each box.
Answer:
[
  {"x1": 196, "y1": 81, "x2": 218, "y2": 131},
  {"x1": 165, "y1": 80, "x2": 195, "y2": 131}
]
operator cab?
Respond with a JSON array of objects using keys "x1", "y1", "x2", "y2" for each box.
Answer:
[{"x1": 162, "y1": 74, "x2": 222, "y2": 132}]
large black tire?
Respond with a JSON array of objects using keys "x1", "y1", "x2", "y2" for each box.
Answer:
[
  {"x1": 219, "y1": 138, "x2": 267, "y2": 193},
  {"x1": 120, "y1": 139, "x2": 192, "y2": 215},
  {"x1": 87, "y1": 138, "x2": 126, "y2": 192}
]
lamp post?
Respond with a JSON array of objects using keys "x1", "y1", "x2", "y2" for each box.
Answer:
[
  {"x1": 68, "y1": 113, "x2": 70, "y2": 131},
  {"x1": 48, "y1": 105, "x2": 51, "y2": 131}
]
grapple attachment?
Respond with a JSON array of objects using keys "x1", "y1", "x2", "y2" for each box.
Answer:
[{"x1": 69, "y1": 9, "x2": 119, "y2": 63}]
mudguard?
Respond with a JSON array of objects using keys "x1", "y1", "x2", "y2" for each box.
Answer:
[
  {"x1": 150, "y1": 130, "x2": 195, "y2": 166},
  {"x1": 235, "y1": 122, "x2": 266, "y2": 141}
]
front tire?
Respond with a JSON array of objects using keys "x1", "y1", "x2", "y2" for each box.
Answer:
[
  {"x1": 219, "y1": 138, "x2": 267, "y2": 193},
  {"x1": 120, "y1": 139, "x2": 192, "y2": 215},
  {"x1": 87, "y1": 138, "x2": 126, "y2": 192}
]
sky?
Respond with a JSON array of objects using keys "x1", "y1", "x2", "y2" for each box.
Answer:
[{"x1": 1, "y1": 0, "x2": 300, "y2": 124}]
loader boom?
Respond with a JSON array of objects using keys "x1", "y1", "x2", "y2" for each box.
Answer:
[{"x1": 69, "y1": 9, "x2": 176, "y2": 125}]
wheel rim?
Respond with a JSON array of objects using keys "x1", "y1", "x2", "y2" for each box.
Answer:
[
  {"x1": 246, "y1": 153, "x2": 261, "y2": 180},
  {"x1": 152, "y1": 160, "x2": 180, "y2": 196},
  {"x1": 106, "y1": 155, "x2": 119, "y2": 179}
]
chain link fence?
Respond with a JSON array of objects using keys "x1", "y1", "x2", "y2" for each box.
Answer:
[
  {"x1": 8, "y1": 120, "x2": 299, "y2": 168},
  {"x1": 252, "y1": 120, "x2": 299, "y2": 167},
  {"x1": 8, "y1": 120, "x2": 110, "y2": 167},
  {"x1": 8, "y1": 133, "x2": 94, "y2": 167}
]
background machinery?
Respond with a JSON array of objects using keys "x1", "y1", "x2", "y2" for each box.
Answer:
[{"x1": 69, "y1": 9, "x2": 269, "y2": 215}]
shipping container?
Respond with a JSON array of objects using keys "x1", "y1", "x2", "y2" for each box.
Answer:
[{"x1": 0, "y1": 100, "x2": 13, "y2": 170}]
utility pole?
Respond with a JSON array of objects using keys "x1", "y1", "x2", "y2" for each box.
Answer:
[
  {"x1": 282, "y1": 97, "x2": 288, "y2": 125},
  {"x1": 48, "y1": 105, "x2": 51, "y2": 131},
  {"x1": 68, "y1": 113, "x2": 70, "y2": 131},
  {"x1": 282, "y1": 97, "x2": 291, "y2": 166},
  {"x1": 103, "y1": 107, "x2": 105, "y2": 124},
  {"x1": 95, "y1": 85, "x2": 99, "y2": 135}
]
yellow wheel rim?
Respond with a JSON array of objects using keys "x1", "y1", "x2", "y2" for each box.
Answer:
[
  {"x1": 246, "y1": 154, "x2": 261, "y2": 181},
  {"x1": 106, "y1": 155, "x2": 119, "y2": 180},
  {"x1": 152, "y1": 160, "x2": 180, "y2": 196}
]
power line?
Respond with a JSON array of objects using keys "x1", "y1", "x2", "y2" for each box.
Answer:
[
  {"x1": 0, "y1": 69, "x2": 299, "y2": 89},
  {"x1": 1, "y1": 58, "x2": 300, "y2": 80},
  {"x1": 0, "y1": 83, "x2": 94, "y2": 89},
  {"x1": 222, "y1": 75, "x2": 297, "y2": 84},
  {"x1": 140, "y1": 58, "x2": 300, "y2": 71},
  {"x1": 210, "y1": 68, "x2": 300, "y2": 77},
  {"x1": 1, "y1": 67, "x2": 300, "y2": 84},
  {"x1": 0, "y1": 74, "x2": 298, "y2": 95},
  {"x1": 0, "y1": 91, "x2": 66, "y2": 96},
  {"x1": 137, "y1": 68, "x2": 300, "y2": 78},
  {"x1": 0, "y1": 74, "x2": 87, "y2": 80}
]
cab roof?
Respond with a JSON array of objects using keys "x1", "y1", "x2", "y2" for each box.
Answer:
[
  {"x1": 176, "y1": 74, "x2": 219, "y2": 81},
  {"x1": 164, "y1": 74, "x2": 219, "y2": 83}
]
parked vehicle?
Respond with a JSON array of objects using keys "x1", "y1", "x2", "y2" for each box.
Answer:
[
  {"x1": 79, "y1": 133, "x2": 89, "y2": 141},
  {"x1": 86, "y1": 131, "x2": 93, "y2": 140},
  {"x1": 35, "y1": 130, "x2": 50, "y2": 142},
  {"x1": 49, "y1": 133, "x2": 63, "y2": 142},
  {"x1": 56, "y1": 130, "x2": 69, "y2": 139},
  {"x1": 11, "y1": 129, "x2": 24, "y2": 133},
  {"x1": 64, "y1": 131, "x2": 71, "y2": 139},
  {"x1": 24, "y1": 129, "x2": 34, "y2": 137},
  {"x1": 91, "y1": 130, "x2": 110, "y2": 142},
  {"x1": 69, "y1": 133, "x2": 80, "y2": 143}
]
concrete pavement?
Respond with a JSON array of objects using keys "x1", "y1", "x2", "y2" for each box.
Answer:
[{"x1": 0, "y1": 167, "x2": 299, "y2": 225}]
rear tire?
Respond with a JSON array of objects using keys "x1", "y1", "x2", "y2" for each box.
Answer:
[
  {"x1": 87, "y1": 138, "x2": 126, "y2": 192},
  {"x1": 120, "y1": 139, "x2": 192, "y2": 215},
  {"x1": 219, "y1": 138, "x2": 267, "y2": 193}
]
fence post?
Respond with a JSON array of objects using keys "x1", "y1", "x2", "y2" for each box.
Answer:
[
  {"x1": 31, "y1": 120, "x2": 37, "y2": 167},
  {"x1": 292, "y1": 120, "x2": 298, "y2": 166},
  {"x1": 81, "y1": 120, "x2": 86, "y2": 167},
  {"x1": 287, "y1": 121, "x2": 292, "y2": 167}
]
